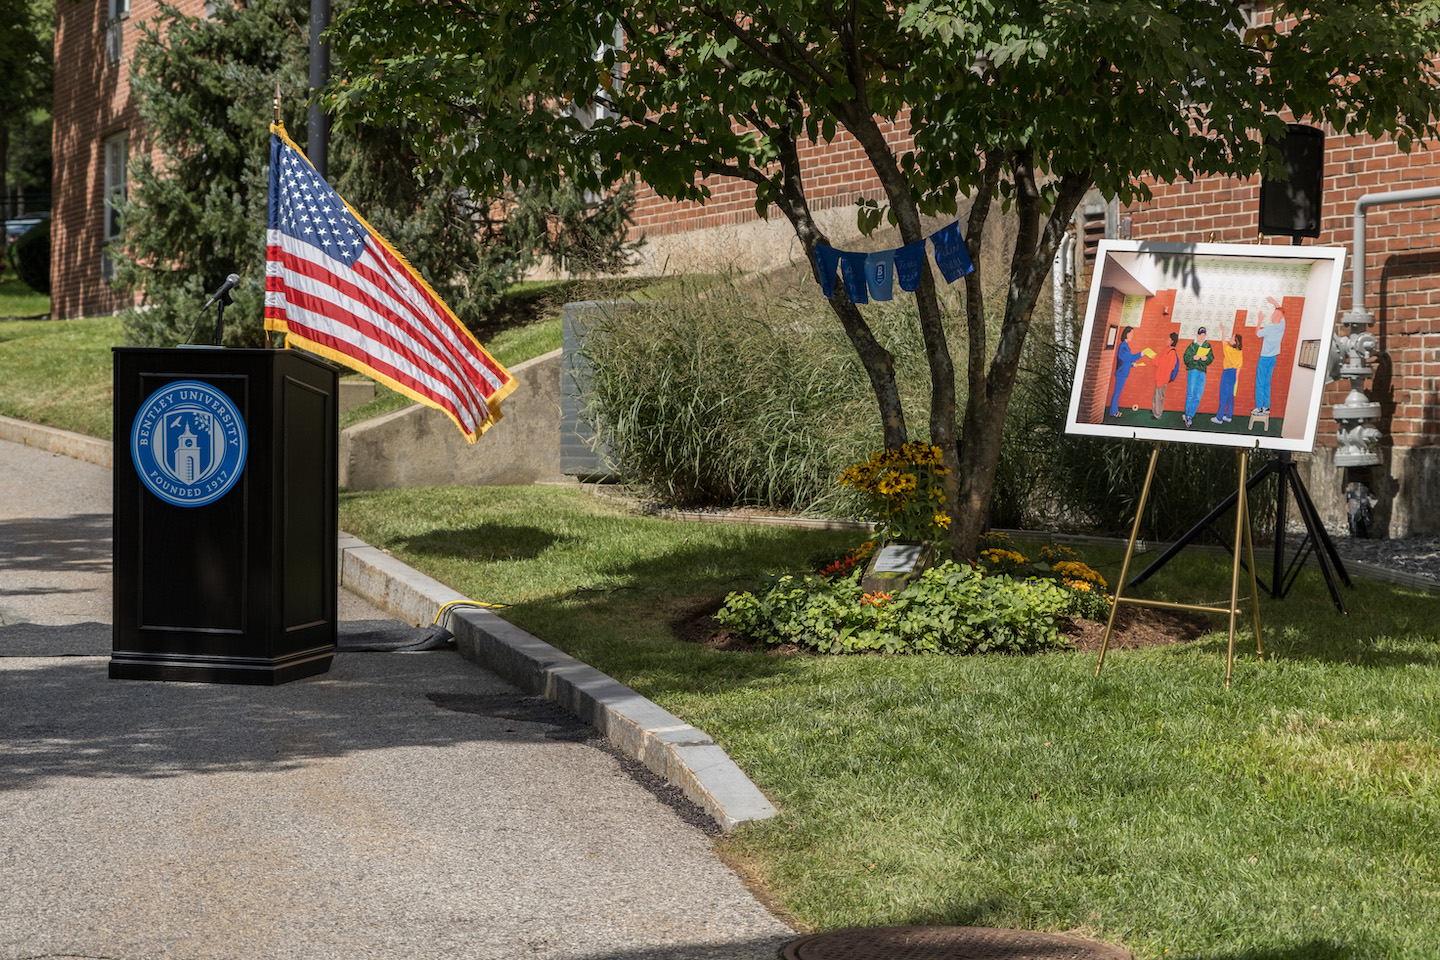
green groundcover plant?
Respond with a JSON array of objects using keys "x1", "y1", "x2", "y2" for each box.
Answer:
[{"x1": 718, "y1": 534, "x2": 1111, "y2": 655}]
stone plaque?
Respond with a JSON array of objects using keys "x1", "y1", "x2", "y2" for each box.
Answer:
[
  {"x1": 861, "y1": 541, "x2": 934, "y2": 595},
  {"x1": 871, "y1": 544, "x2": 927, "y2": 574}
]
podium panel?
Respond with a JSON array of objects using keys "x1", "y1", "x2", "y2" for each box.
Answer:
[{"x1": 112, "y1": 348, "x2": 339, "y2": 684}]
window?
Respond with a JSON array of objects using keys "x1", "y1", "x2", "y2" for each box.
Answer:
[
  {"x1": 106, "y1": 0, "x2": 129, "y2": 64},
  {"x1": 102, "y1": 132, "x2": 128, "y2": 283}
]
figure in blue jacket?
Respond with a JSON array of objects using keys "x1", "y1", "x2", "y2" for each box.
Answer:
[{"x1": 1108, "y1": 327, "x2": 1141, "y2": 418}]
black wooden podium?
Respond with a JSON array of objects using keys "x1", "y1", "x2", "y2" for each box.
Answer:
[{"x1": 111, "y1": 348, "x2": 339, "y2": 684}]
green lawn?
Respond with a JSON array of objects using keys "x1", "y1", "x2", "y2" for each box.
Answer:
[
  {"x1": 0, "y1": 273, "x2": 50, "y2": 319},
  {"x1": 0, "y1": 314, "x2": 122, "y2": 438},
  {"x1": 339, "y1": 483, "x2": 1440, "y2": 960},
  {"x1": 0, "y1": 282, "x2": 577, "y2": 438}
]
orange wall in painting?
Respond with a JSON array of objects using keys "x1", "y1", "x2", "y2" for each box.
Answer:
[{"x1": 1086, "y1": 293, "x2": 1303, "y2": 422}]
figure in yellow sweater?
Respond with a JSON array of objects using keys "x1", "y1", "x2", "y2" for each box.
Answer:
[{"x1": 1212, "y1": 330, "x2": 1244, "y2": 424}]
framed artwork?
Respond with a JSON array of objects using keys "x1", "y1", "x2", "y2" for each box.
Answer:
[{"x1": 1065, "y1": 240, "x2": 1345, "y2": 452}]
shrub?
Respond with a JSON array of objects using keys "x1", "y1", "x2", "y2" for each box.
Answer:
[
  {"x1": 716, "y1": 560, "x2": 1087, "y2": 655},
  {"x1": 976, "y1": 535, "x2": 1114, "y2": 622},
  {"x1": 579, "y1": 276, "x2": 958, "y2": 513},
  {"x1": 582, "y1": 272, "x2": 1270, "y2": 541},
  {"x1": 9, "y1": 218, "x2": 50, "y2": 295}
]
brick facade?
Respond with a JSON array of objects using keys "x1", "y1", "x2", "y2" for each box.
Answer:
[
  {"x1": 51, "y1": 0, "x2": 207, "y2": 320},
  {"x1": 628, "y1": 118, "x2": 912, "y2": 240},
  {"x1": 1123, "y1": 131, "x2": 1440, "y2": 456},
  {"x1": 1120, "y1": 129, "x2": 1440, "y2": 534}
]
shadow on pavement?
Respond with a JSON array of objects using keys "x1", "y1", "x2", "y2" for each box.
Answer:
[
  {"x1": 0, "y1": 653, "x2": 597, "y2": 794},
  {"x1": 0, "y1": 513, "x2": 111, "y2": 572},
  {"x1": 0, "y1": 620, "x2": 110, "y2": 656}
]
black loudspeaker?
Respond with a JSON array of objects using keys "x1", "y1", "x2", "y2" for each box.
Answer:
[{"x1": 1258, "y1": 124, "x2": 1325, "y2": 239}]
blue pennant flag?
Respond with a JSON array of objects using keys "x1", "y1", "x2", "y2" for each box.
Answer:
[
  {"x1": 813, "y1": 245, "x2": 841, "y2": 298},
  {"x1": 838, "y1": 251, "x2": 870, "y2": 304},
  {"x1": 893, "y1": 240, "x2": 926, "y2": 292},
  {"x1": 865, "y1": 250, "x2": 896, "y2": 301},
  {"x1": 930, "y1": 221, "x2": 975, "y2": 284}
]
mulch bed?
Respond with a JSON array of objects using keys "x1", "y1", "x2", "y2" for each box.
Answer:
[{"x1": 671, "y1": 595, "x2": 1211, "y2": 654}]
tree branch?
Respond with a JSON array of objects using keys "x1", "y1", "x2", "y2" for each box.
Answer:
[{"x1": 964, "y1": 154, "x2": 1001, "y2": 398}]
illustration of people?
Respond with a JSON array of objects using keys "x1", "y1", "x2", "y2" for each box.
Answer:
[
  {"x1": 1253, "y1": 296, "x2": 1287, "y2": 416},
  {"x1": 1212, "y1": 328, "x2": 1243, "y2": 424},
  {"x1": 1151, "y1": 332, "x2": 1180, "y2": 420},
  {"x1": 1107, "y1": 326, "x2": 1142, "y2": 418},
  {"x1": 1182, "y1": 327, "x2": 1214, "y2": 428}
]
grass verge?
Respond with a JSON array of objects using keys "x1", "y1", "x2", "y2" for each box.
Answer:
[
  {"x1": 0, "y1": 314, "x2": 122, "y2": 438},
  {"x1": 0, "y1": 279, "x2": 596, "y2": 438},
  {"x1": 0, "y1": 274, "x2": 50, "y2": 319},
  {"x1": 339, "y1": 483, "x2": 1440, "y2": 960}
]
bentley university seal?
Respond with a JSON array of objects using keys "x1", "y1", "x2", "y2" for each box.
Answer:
[{"x1": 131, "y1": 380, "x2": 247, "y2": 507}]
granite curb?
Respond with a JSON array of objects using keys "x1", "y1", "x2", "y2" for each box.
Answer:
[
  {"x1": 0, "y1": 414, "x2": 114, "y2": 467},
  {"x1": 336, "y1": 535, "x2": 779, "y2": 833}
]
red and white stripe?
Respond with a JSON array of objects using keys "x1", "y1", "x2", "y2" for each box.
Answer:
[{"x1": 265, "y1": 230, "x2": 513, "y2": 440}]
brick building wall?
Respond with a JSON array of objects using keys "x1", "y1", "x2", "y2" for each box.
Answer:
[
  {"x1": 1122, "y1": 129, "x2": 1440, "y2": 535},
  {"x1": 628, "y1": 118, "x2": 912, "y2": 240},
  {"x1": 51, "y1": 0, "x2": 206, "y2": 320}
]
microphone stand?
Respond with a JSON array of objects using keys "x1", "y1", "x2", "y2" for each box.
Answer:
[{"x1": 212, "y1": 287, "x2": 234, "y2": 346}]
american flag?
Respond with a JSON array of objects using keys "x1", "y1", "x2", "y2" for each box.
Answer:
[{"x1": 264, "y1": 125, "x2": 515, "y2": 441}]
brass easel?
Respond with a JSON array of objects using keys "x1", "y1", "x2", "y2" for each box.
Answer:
[{"x1": 1095, "y1": 441, "x2": 1264, "y2": 687}]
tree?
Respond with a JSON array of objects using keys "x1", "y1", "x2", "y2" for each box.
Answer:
[
  {"x1": 330, "y1": 0, "x2": 1440, "y2": 557},
  {"x1": 116, "y1": 0, "x2": 640, "y2": 348},
  {"x1": 0, "y1": 0, "x2": 52, "y2": 218}
]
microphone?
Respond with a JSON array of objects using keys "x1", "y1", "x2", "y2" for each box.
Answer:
[{"x1": 202, "y1": 273, "x2": 242, "y2": 310}]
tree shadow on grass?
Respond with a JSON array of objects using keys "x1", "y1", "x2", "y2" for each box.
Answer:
[
  {"x1": 397, "y1": 523, "x2": 563, "y2": 562},
  {"x1": 1175, "y1": 938, "x2": 1384, "y2": 960},
  {"x1": 1178, "y1": 626, "x2": 1440, "y2": 670},
  {"x1": 1127, "y1": 554, "x2": 1440, "y2": 670}
]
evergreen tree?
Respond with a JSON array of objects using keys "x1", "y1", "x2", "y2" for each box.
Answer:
[
  {"x1": 0, "y1": 0, "x2": 52, "y2": 218},
  {"x1": 116, "y1": 0, "x2": 638, "y2": 348}
]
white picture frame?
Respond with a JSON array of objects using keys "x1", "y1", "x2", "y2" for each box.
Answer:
[{"x1": 1065, "y1": 240, "x2": 1345, "y2": 453}]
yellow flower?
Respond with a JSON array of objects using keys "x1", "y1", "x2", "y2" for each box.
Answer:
[
  {"x1": 981, "y1": 548, "x2": 1029, "y2": 565},
  {"x1": 933, "y1": 511, "x2": 951, "y2": 530},
  {"x1": 1054, "y1": 560, "x2": 1107, "y2": 589},
  {"x1": 1040, "y1": 544, "x2": 1078, "y2": 562}
]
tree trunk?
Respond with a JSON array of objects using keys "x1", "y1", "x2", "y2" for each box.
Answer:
[{"x1": 951, "y1": 164, "x2": 1094, "y2": 559}]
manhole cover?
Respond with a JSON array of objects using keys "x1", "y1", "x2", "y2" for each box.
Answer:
[{"x1": 781, "y1": 926, "x2": 1132, "y2": 960}]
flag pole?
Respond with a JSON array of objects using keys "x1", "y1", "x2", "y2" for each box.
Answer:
[{"x1": 268, "y1": 83, "x2": 282, "y2": 350}]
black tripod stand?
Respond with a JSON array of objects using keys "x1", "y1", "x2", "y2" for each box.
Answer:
[{"x1": 1128, "y1": 451, "x2": 1352, "y2": 612}]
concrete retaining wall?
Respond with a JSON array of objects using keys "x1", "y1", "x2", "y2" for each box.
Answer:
[
  {"x1": 339, "y1": 349, "x2": 564, "y2": 490},
  {"x1": 1299, "y1": 445, "x2": 1440, "y2": 538}
]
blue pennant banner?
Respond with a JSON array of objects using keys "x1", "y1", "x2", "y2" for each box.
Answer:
[
  {"x1": 894, "y1": 240, "x2": 926, "y2": 292},
  {"x1": 838, "y1": 251, "x2": 871, "y2": 304},
  {"x1": 929, "y1": 221, "x2": 975, "y2": 284},
  {"x1": 813, "y1": 244, "x2": 841, "y2": 298},
  {"x1": 811, "y1": 222, "x2": 971, "y2": 303},
  {"x1": 865, "y1": 250, "x2": 896, "y2": 301}
]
